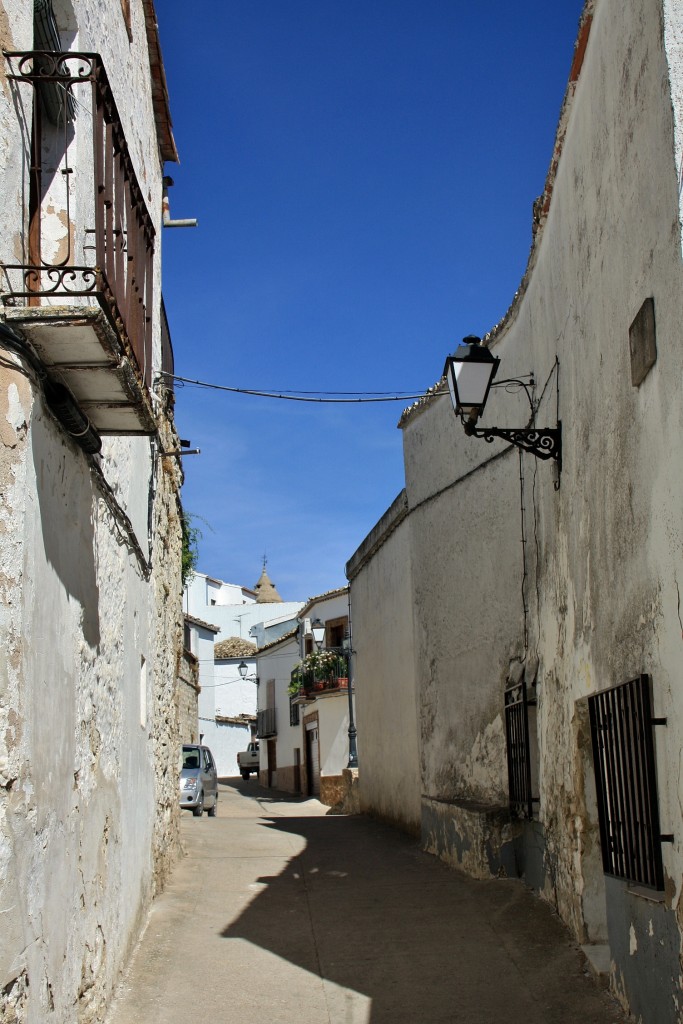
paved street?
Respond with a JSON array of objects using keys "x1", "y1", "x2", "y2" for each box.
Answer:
[{"x1": 107, "y1": 779, "x2": 627, "y2": 1024}]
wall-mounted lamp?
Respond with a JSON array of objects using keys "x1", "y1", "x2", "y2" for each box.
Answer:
[
  {"x1": 238, "y1": 661, "x2": 257, "y2": 682},
  {"x1": 311, "y1": 618, "x2": 326, "y2": 650},
  {"x1": 443, "y1": 336, "x2": 561, "y2": 472}
]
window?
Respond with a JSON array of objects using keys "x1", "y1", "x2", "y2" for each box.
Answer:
[
  {"x1": 290, "y1": 697, "x2": 300, "y2": 727},
  {"x1": 589, "y1": 674, "x2": 667, "y2": 890},
  {"x1": 504, "y1": 674, "x2": 538, "y2": 819},
  {"x1": 326, "y1": 616, "x2": 348, "y2": 649}
]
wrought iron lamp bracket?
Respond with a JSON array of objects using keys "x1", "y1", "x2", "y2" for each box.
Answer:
[{"x1": 462, "y1": 416, "x2": 562, "y2": 471}]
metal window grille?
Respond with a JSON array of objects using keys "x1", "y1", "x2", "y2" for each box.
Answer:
[
  {"x1": 256, "y1": 707, "x2": 276, "y2": 739},
  {"x1": 505, "y1": 677, "x2": 537, "y2": 819},
  {"x1": 289, "y1": 697, "x2": 300, "y2": 727},
  {"x1": 589, "y1": 674, "x2": 666, "y2": 890}
]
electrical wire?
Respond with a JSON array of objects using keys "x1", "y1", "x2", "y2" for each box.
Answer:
[{"x1": 160, "y1": 371, "x2": 441, "y2": 404}]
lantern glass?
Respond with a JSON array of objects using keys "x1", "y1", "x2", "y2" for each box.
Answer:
[
  {"x1": 444, "y1": 337, "x2": 499, "y2": 419},
  {"x1": 311, "y1": 618, "x2": 326, "y2": 649}
]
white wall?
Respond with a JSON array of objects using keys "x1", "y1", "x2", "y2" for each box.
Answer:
[
  {"x1": 257, "y1": 636, "x2": 300, "y2": 791},
  {"x1": 347, "y1": 493, "x2": 421, "y2": 833},
  {"x1": 0, "y1": 2, "x2": 184, "y2": 1020},
  {"x1": 360, "y1": 2, "x2": 683, "y2": 1019},
  {"x1": 204, "y1": 658, "x2": 257, "y2": 776},
  {"x1": 184, "y1": 572, "x2": 303, "y2": 643}
]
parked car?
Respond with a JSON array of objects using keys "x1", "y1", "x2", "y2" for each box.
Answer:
[
  {"x1": 237, "y1": 741, "x2": 259, "y2": 780},
  {"x1": 180, "y1": 744, "x2": 218, "y2": 817}
]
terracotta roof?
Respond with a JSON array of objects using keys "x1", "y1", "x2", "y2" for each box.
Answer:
[
  {"x1": 215, "y1": 713, "x2": 256, "y2": 725},
  {"x1": 184, "y1": 613, "x2": 220, "y2": 634},
  {"x1": 253, "y1": 566, "x2": 283, "y2": 604},
  {"x1": 214, "y1": 637, "x2": 257, "y2": 660}
]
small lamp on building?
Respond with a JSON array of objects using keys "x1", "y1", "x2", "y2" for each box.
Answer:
[
  {"x1": 443, "y1": 336, "x2": 561, "y2": 474},
  {"x1": 238, "y1": 661, "x2": 257, "y2": 682},
  {"x1": 311, "y1": 618, "x2": 326, "y2": 650}
]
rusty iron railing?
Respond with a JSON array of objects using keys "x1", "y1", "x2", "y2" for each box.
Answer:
[
  {"x1": 504, "y1": 676, "x2": 538, "y2": 820},
  {"x1": 2, "y1": 51, "x2": 155, "y2": 386},
  {"x1": 589, "y1": 674, "x2": 669, "y2": 890}
]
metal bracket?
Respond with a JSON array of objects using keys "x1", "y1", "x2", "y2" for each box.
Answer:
[{"x1": 464, "y1": 420, "x2": 562, "y2": 470}]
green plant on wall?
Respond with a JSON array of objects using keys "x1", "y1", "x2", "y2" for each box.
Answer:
[
  {"x1": 180, "y1": 510, "x2": 201, "y2": 588},
  {"x1": 288, "y1": 664, "x2": 303, "y2": 696}
]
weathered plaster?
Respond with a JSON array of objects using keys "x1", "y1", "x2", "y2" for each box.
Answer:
[
  {"x1": 350, "y1": 1, "x2": 683, "y2": 1020},
  {"x1": 0, "y1": 2, "x2": 184, "y2": 1021}
]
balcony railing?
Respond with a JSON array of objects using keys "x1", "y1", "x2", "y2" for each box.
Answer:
[
  {"x1": 2, "y1": 51, "x2": 158, "y2": 433},
  {"x1": 291, "y1": 649, "x2": 350, "y2": 702}
]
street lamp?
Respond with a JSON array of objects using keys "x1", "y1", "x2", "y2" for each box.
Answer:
[
  {"x1": 311, "y1": 618, "x2": 325, "y2": 650},
  {"x1": 343, "y1": 631, "x2": 359, "y2": 769},
  {"x1": 443, "y1": 336, "x2": 561, "y2": 471},
  {"x1": 237, "y1": 661, "x2": 257, "y2": 681}
]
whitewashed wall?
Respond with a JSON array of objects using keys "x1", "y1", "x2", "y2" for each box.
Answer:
[
  {"x1": 257, "y1": 634, "x2": 299, "y2": 791},
  {"x1": 207, "y1": 658, "x2": 257, "y2": 777},
  {"x1": 0, "y1": 1, "x2": 184, "y2": 1021},
  {"x1": 347, "y1": 492, "x2": 421, "y2": 834},
  {"x1": 385, "y1": 1, "x2": 683, "y2": 1020}
]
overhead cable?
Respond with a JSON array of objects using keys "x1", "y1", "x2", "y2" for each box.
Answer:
[{"x1": 160, "y1": 371, "x2": 442, "y2": 404}]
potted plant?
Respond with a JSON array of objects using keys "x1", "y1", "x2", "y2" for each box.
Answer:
[{"x1": 288, "y1": 664, "x2": 304, "y2": 697}]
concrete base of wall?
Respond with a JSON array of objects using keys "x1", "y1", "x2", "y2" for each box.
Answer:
[
  {"x1": 604, "y1": 875, "x2": 680, "y2": 1024},
  {"x1": 421, "y1": 796, "x2": 523, "y2": 879}
]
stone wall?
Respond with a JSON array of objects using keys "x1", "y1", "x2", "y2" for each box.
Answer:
[
  {"x1": 177, "y1": 650, "x2": 200, "y2": 745},
  {"x1": 0, "y1": 2, "x2": 184, "y2": 1021}
]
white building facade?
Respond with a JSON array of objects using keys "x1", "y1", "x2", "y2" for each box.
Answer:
[
  {"x1": 0, "y1": 1, "x2": 185, "y2": 1020},
  {"x1": 183, "y1": 569, "x2": 304, "y2": 774},
  {"x1": 257, "y1": 588, "x2": 358, "y2": 807}
]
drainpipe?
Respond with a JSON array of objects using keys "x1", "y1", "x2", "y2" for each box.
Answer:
[{"x1": 162, "y1": 177, "x2": 198, "y2": 228}]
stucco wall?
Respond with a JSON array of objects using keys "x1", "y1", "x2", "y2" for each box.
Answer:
[
  {"x1": 347, "y1": 492, "x2": 421, "y2": 834},
  {"x1": 386, "y1": 0, "x2": 683, "y2": 1020},
  {"x1": 0, "y1": 1, "x2": 184, "y2": 1021},
  {"x1": 257, "y1": 636, "x2": 299, "y2": 790}
]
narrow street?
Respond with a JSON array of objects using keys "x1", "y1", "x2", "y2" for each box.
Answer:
[{"x1": 107, "y1": 779, "x2": 627, "y2": 1024}]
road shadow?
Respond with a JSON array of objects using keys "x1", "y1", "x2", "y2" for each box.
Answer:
[{"x1": 217, "y1": 803, "x2": 626, "y2": 1024}]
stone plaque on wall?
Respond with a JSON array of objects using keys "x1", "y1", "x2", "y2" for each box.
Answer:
[{"x1": 629, "y1": 297, "x2": 657, "y2": 387}]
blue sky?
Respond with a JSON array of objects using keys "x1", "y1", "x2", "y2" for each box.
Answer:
[{"x1": 158, "y1": 1, "x2": 585, "y2": 601}]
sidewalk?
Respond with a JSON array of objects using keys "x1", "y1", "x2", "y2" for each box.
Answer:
[{"x1": 106, "y1": 778, "x2": 627, "y2": 1024}]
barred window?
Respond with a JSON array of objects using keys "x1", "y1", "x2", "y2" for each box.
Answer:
[
  {"x1": 505, "y1": 675, "x2": 538, "y2": 819},
  {"x1": 589, "y1": 675, "x2": 668, "y2": 890}
]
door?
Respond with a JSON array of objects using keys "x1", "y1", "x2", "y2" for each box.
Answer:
[
  {"x1": 267, "y1": 739, "x2": 277, "y2": 787},
  {"x1": 306, "y1": 725, "x2": 320, "y2": 797},
  {"x1": 294, "y1": 748, "x2": 301, "y2": 794}
]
